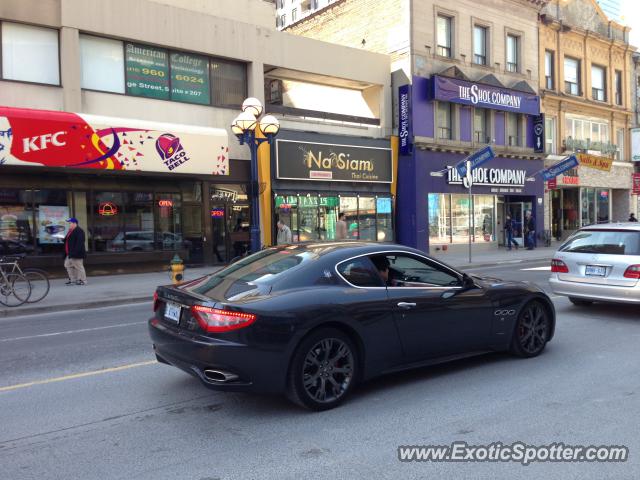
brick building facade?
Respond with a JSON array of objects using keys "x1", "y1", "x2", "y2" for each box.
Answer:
[{"x1": 539, "y1": 0, "x2": 637, "y2": 239}]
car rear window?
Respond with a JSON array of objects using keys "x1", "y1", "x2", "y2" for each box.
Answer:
[
  {"x1": 559, "y1": 230, "x2": 640, "y2": 255},
  {"x1": 179, "y1": 248, "x2": 316, "y2": 301}
]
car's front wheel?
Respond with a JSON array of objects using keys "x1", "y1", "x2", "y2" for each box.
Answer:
[
  {"x1": 510, "y1": 301, "x2": 551, "y2": 358},
  {"x1": 569, "y1": 297, "x2": 593, "y2": 306},
  {"x1": 287, "y1": 328, "x2": 357, "y2": 411}
]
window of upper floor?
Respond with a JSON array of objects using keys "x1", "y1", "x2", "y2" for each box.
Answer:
[
  {"x1": 0, "y1": 21, "x2": 60, "y2": 86},
  {"x1": 506, "y1": 112, "x2": 522, "y2": 147},
  {"x1": 591, "y1": 64, "x2": 606, "y2": 102},
  {"x1": 473, "y1": 25, "x2": 488, "y2": 66},
  {"x1": 564, "y1": 57, "x2": 580, "y2": 96},
  {"x1": 614, "y1": 70, "x2": 623, "y2": 106},
  {"x1": 545, "y1": 50, "x2": 555, "y2": 90},
  {"x1": 545, "y1": 116, "x2": 556, "y2": 154},
  {"x1": 79, "y1": 34, "x2": 247, "y2": 108},
  {"x1": 506, "y1": 34, "x2": 520, "y2": 73},
  {"x1": 437, "y1": 15, "x2": 453, "y2": 58},
  {"x1": 437, "y1": 102, "x2": 454, "y2": 140}
]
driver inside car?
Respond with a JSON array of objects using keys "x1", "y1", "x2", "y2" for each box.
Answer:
[{"x1": 371, "y1": 255, "x2": 394, "y2": 286}]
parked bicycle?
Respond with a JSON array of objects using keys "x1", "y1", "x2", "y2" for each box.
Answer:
[{"x1": 0, "y1": 254, "x2": 50, "y2": 306}]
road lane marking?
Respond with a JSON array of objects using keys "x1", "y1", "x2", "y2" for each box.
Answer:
[
  {"x1": 0, "y1": 360, "x2": 157, "y2": 393},
  {"x1": 521, "y1": 266, "x2": 552, "y2": 271},
  {"x1": 0, "y1": 321, "x2": 146, "y2": 342}
]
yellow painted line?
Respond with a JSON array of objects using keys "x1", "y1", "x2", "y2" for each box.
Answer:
[{"x1": 0, "y1": 360, "x2": 157, "y2": 393}]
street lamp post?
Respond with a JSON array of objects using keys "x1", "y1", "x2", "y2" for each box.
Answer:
[{"x1": 231, "y1": 97, "x2": 280, "y2": 254}]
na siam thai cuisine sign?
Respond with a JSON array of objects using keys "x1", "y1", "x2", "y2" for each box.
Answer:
[
  {"x1": 275, "y1": 139, "x2": 393, "y2": 183},
  {"x1": 0, "y1": 106, "x2": 229, "y2": 175}
]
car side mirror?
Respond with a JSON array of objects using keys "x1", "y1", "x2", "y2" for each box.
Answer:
[{"x1": 462, "y1": 273, "x2": 476, "y2": 289}]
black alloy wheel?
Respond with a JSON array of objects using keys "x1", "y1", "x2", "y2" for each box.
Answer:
[
  {"x1": 287, "y1": 328, "x2": 357, "y2": 411},
  {"x1": 510, "y1": 301, "x2": 550, "y2": 358}
]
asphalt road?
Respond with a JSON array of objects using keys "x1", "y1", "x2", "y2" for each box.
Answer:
[{"x1": 1, "y1": 261, "x2": 639, "y2": 480}]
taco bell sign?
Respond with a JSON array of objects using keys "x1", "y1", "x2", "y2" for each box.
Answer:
[{"x1": 399, "y1": 85, "x2": 412, "y2": 155}]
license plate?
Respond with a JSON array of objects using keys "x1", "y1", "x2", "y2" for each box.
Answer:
[
  {"x1": 164, "y1": 302, "x2": 181, "y2": 323},
  {"x1": 585, "y1": 265, "x2": 606, "y2": 276}
]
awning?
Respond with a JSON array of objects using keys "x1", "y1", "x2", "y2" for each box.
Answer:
[{"x1": 0, "y1": 106, "x2": 229, "y2": 175}]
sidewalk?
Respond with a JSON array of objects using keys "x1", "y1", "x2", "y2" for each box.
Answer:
[
  {"x1": 0, "y1": 266, "x2": 217, "y2": 319},
  {"x1": 1, "y1": 245, "x2": 557, "y2": 318},
  {"x1": 433, "y1": 244, "x2": 557, "y2": 269}
]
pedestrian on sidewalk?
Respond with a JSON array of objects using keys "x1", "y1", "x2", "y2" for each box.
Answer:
[
  {"x1": 63, "y1": 217, "x2": 87, "y2": 285},
  {"x1": 629, "y1": 213, "x2": 638, "y2": 222},
  {"x1": 276, "y1": 220, "x2": 292, "y2": 245},
  {"x1": 525, "y1": 211, "x2": 536, "y2": 250},
  {"x1": 336, "y1": 213, "x2": 348, "y2": 240},
  {"x1": 504, "y1": 215, "x2": 519, "y2": 250}
]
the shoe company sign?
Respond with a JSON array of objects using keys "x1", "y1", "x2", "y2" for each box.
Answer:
[
  {"x1": 275, "y1": 139, "x2": 392, "y2": 183},
  {"x1": 447, "y1": 166, "x2": 528, "y2": 187},
  {"x1": 432, "y1": 76, "x2": 540, "y2": 116}
]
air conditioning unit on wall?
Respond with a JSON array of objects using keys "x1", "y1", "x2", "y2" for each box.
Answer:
[{"x1": 267, "y1": 79, "x2": 283, "y2": 105}]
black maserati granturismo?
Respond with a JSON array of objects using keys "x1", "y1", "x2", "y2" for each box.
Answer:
[{"x1": 149, "y1": 242, "x2": 555, "y2": 410}]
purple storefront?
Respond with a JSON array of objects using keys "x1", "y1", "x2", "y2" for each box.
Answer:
[{"x1": 397, "y1": 75, "x2": 544, "y2": 254}]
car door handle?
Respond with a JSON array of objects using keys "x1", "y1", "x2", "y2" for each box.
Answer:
[{"x1": 397, "y1": 302, "x2": 417, "y2": 309}]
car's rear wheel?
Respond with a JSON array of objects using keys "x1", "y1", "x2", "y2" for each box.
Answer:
[
  {"x1": 569, "y1": 297, "x2": 593, "y2": 306},
  {"x1": 510, "y1": 301, "x2": 551, "y2": 358},
  {"x1": 287, "y1": 328, "x2": 357, "y2": 411}
]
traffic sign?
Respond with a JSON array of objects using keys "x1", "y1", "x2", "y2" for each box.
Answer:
[{"x1": 455, "y1": 145, "x2": 495, "y2": 177}]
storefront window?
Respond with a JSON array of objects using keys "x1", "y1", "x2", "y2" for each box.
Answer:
[
  {"x1": 451, "y1": 194, "x2": 471, "y2": 244},
  {"x1": 298, "y1": 196, "x2": 319, "y2": 242},
  {"x1": 156, "y1": 194, "x2": 182, "y2": 250},
  {"x1": 92, "y1": 192, "x2": 125, "y2": 252},
  {"x1": 376, "y1": 197, "x2": 393, "y2": 242},
  {"x1": 474, "y1": 195, "x2": 495, "y2": 242},
  {"x1": 358, "y1": 197, "x2": 376, "y2": 241},
  {"x1": 597, "y1": 189, "x2": 610, "y2": 223},
  {"x1": 275, "y1": 194, "x2": 392, "y2": 244},
  {"x1": 340, "y1": 197, "x2": 359, "y2": 239},
  {"x1": 581, "y1": 188, "x2": 596, "y2": 226},
  {"x1": 318, "y1": 196, "x2": 339, "y2": 240},
  {"x1": 428, "y1": 193, "x2": 451, "y2": 243},
  {"x1": 275, "y1": 195, "x2": 297, "y2": 241},
  {"x1": 34, "y1": 189, "x2": 70, "y2": 255},
  {"x1": 119, "y1": 192, "x2": 154, "y2": 252},
  {"x1": 0, "y1": 189, "x2": 34, "y2": 255},
  {"x1": 562, "y1": 189, "x2": 580, "y2": 231}
]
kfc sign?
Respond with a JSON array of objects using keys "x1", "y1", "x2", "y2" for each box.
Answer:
[{"x1": 22, "y1": 131, "x2": 66, "y2": 153}]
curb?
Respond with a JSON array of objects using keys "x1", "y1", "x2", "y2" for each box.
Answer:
[
  {"x1": 450, "y1": 256, "x2": 553, "y2": 270},
  {"x1": 0, "y1": 296, "x2": 151, "y2": 319}
]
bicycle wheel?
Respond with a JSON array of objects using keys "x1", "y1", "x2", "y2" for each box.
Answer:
[
  {"x1": 23, "y1": 269, "x2": 50, "y2": 303},
  {"x1": 0, "y1": 273, "x2": 31, "y2": 307}
]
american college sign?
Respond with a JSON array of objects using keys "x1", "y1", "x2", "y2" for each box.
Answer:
[
  {"x1": 432, "y1": 76, "x2": 540, "y2": 115},
  {"x1": 276, "y1": 139, "x2": 393, "y2": 183}
]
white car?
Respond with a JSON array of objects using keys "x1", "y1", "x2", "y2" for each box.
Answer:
[{"x1": 549, "y1": 223, "x2": 640, "y2": 305}]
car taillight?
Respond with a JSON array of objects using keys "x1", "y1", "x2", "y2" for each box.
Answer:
[
  {"x1": 191, "y1": 305, "x2": 257, "y2": 333},
  {"x1": 551, "y1": 259, "x2": 569, "y2": 273},
  {"x1": 153, "y1": 291, "x2": 160, "y2": 312},
  {"x1": 623, "y1": 265, "x2": 640, "y2": 279}
]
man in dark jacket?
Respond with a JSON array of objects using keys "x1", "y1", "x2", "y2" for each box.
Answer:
[{"x1": 64, "y1": 217, "x2": 87, "y2": 285}]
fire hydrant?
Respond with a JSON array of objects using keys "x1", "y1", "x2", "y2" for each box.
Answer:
[{"x1": 170, "y1": 254, "x2": 184, "y2": 284}]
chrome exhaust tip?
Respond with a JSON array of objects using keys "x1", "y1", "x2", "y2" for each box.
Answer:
[{"x1": 203, "y1": 369, "x2": 239, "y2": 383}]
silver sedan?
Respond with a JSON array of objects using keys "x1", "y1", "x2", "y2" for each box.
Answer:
[{"x1": 549, "y1": 223, "x2": 640, "y2": 305}]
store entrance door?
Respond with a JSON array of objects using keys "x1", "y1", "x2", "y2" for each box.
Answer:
[
  {"x1": 505, "y1": 202, "x2": 526, "y2": 246},
  {"x1": 210, "y1": 202, "x2": 250, "y2": 264}
]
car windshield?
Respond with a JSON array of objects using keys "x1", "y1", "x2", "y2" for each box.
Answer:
[
  {"x1": 559, "y1": 230, "x2": 640, "y2": 255},
  {"x1": 179, "y1": 247, "x2": 319, "y2": 301}
]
